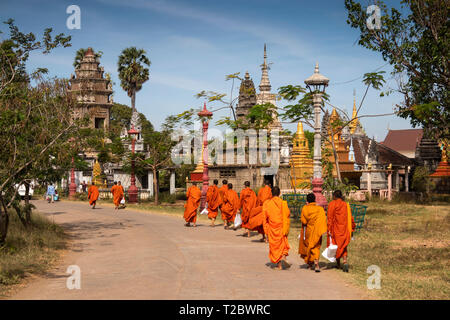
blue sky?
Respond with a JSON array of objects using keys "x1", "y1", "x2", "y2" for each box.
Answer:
[{"x1": 1, "y1": 0, "x2": 413, "y2": 141}]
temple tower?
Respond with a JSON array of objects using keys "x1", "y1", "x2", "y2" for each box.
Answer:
[
  {"x1": 69, "y1": 47, "x2": 113, "y2": 130},
  {"x1": 235, "y1": 71, "x2": 257, "y2": 126},
  {"x1": 256, "y1": 44, "x2": 282, "y2": 131},
  {"x1": 290, "y1": 122, "x2": 313, "y2": 187}
]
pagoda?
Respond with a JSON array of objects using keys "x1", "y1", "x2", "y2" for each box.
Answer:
[
  {"x1": 290, "y1": 122, "x2": 313, "y2": 187},
  {"x1": 325, "y1": 108, "x2": 355, "y2": 176},
  {"x1": 69, "y1": 47, "x2": 113, "y2": 130},
  {"x1": 429, "y1": 141, "x2": 450, "y2": 193}
]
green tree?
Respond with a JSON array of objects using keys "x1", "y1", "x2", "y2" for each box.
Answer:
[
  {"x1": 0, "y1": 20, "x2": 79, "y2": 242},
  {"x1": 345, "y1": 0, "x2": 449, "y2": 140},
  {"x1": 117, "y1": 47, "x2": 150, "y2": 114}
]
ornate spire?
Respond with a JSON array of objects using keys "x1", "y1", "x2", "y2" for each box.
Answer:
[
  {"x1": 259, "y1": 44, "x2": 271, "y2": 92},
  {"x1": 350, "y1": 91, "x2": 360, "y2": 134}
]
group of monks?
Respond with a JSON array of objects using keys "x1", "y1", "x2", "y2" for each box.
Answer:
[
  {"x1": 184, "y1": 179, "x2": 291, "y2": 270},
  {"x1": 86, "y1": 181, "x2": 125, "y2": 210},
  {"x1": 184, "y1": 179, "x2": 355, "y2": 272}
]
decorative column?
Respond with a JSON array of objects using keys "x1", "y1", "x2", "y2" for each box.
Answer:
[
  {"x1": 128, "y1": 125, "x2": 139, "y2": 204},
  {"x1": 304, "y1": 63, "x2": 329, "y2": 209},
  {"x1": 148, "y1": 171, "x2": 154, "y2": 197},
  {"x1": 69, "y1": 156, "x2": 77, "y2": 199},
  {"x1": 198, "y1": 103, "x2": 213, "y2": 211}
]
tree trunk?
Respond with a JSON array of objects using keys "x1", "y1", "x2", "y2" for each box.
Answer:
[
  {"x1": 131, "y1": 90, "x2": 136, "y2": 114},
  {"x1": 153, "y1": 167, "x2": 158, "y2": 205},
  {"x1": 0, "y1": 195, "x2": 10, "y2": 244},
  {"x1": 24, "y1": 181, "x2": 31, "y2": 225},
  {"x1": 330, "y1": 137, "x2": 342, "y2": 182}
]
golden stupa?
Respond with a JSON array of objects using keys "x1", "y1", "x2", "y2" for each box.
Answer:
[
  {"x1": 290, "y1": 122, "x2": 313, "y2": 187},
  {"x1": 325, "y1": 108, "x2": 355, "y2": 177},
  {"x1": 92, "y1": 159, "x2": 107, "y2": 188}
]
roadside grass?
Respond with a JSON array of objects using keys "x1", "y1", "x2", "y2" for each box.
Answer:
[
  {"x1": 0, "y1": 210, "x2": 66, "y2": 297},
  {"x1": 288, "y1": 201, "x2": 450, "y2": 300}
]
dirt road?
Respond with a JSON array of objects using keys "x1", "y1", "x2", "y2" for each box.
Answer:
[{"x1": 10, "y1": 200, "x2": 368, "y2": 299}]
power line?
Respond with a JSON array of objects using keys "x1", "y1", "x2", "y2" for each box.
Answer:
[{"x1": 328, "y1": 62, "x2": 390, "y2": 86}]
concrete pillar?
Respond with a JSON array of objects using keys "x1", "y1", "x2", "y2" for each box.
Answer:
[
  {"x1": 170, "y1": 171, "x2": 176, "y2": 195},
  {"x1": 148, "y1": 171, "x2": 154, "y2": 197},
  {"x1": 367, "y1": 172, "x2": 372, "y2": 198},
  {"x1": 388, "y1": 171, "x2": 392, "y2": 201},
  {"x1": 395, "y1": 170, "x2": 400, "y2": 191},
  {"x1": 405, "y1": 166, "x2": 409, "y2": 192}
]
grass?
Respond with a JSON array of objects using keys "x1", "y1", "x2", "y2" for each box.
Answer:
[
  {"x1": 0, "y1": 210, "x2": 66, "y2": 297},
  {"x1": 288, "y1": 200, "x2": 450, "y2": 300}
]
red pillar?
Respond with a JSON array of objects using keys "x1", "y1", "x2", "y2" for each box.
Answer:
[{"x1": 69, "y1": 156, "x2": 77, "y2": 199}]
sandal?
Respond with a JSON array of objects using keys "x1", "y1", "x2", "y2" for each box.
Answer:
[{"x1": 281, "y1": 259, "x2": 291, "y2": 270}]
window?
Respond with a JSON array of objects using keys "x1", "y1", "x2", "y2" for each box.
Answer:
[{"x1": 219, "y1": 170, "x2": 236, "y2": 178}]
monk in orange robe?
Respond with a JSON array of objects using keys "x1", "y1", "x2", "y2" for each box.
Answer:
[
  {"x1": 117, "y1": 181, "x2": 125, "y2": 208},
  {"x1": 327, "y1": 190, "x2": 356, "y2": 272},
  {"x1": 239, "y1": 181, "x2": 257, "y2": 237},
  {"x1": 206, "y1": 179, "x2": 222, "y2": 227},
  {"x1": 247, "y1": 180, "x2": 272, "y2": 242},
  {"x1": 221, "y1": 183, "x2": 239, "y2": 229},
  {"x1": 299, "y1": 193, "x2": 327, "y2": 272},
  {"x1": 111, "y1": 181, "x2": 123, "y2": 210},
  {"x1": 88, "y1": 182, "x2": 99, "y2": 209},
  {"x1": 262, "y1": 186, "x2": 291, "y2": 270},
  {"x1": 184, "y1": 182, "x2": 201, "y2": 227}
]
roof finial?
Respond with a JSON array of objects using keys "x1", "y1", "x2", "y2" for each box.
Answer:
[
  {"x1": 314, "y1": 62, "x2": 319, "y2": 73},
  {"x1": 259, "y1": 43, "x2": 271, "y2": 92}
]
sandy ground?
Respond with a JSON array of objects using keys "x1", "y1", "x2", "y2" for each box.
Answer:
[{"x1": 9, "y1": 200, "x2": 369, "y2": 300}]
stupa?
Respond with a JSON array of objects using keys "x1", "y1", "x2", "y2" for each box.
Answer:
[{"x1": 290, "y1": 122, "x2": 313, "y2": 187}]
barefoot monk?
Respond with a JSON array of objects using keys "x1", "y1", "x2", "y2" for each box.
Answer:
[
  {"x1": 246, "y1": 180, "x2": 272, "y2": 242},
  {"x1": 299, "y1": 193, "x2": 327, "y2": 272},
  {"x1": 262, "y1": 186, "x2": 291, "y2": 270},
  {"x1": 206, "y1": 179, "x2": 222, "y2": 226},
  {"x1": 184, "y1": 182, "x2": 202, "y2": 227},
  {"x1": 239, "y1": 181, "x2": 257, "y2": 237},
  {"x1": 327, "y1": 190, "x2": 356, "y2": 272},
  {"x1": 88, "y1": 182, "x2": 99, "y2": 209}
]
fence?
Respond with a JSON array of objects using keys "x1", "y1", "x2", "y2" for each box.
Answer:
[{"x1": 282, "y1": 193, "x2": 367, "y2": 232}]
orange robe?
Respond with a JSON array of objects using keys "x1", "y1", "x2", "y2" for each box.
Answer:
[
  {"x1": 327, "y1": 199, "x2": 356, "y2": 259},
  {"x1": 111, "y1": 185, "x2": 124, "y2": 206},
  {"x1": 262, "y1": 196, "x2": 290, "y2": 264},
  {"x1": 299, "y1": 203, "x2": 327, "y2": 263},
  {"x1": 88, "y1": 185, "x2": 99, "y2": 205},
  {"x1": 184, "y1": 186, "x2": 201, "y2": 223},
  {"x1": 239, "y1": 187, "x2": 257, "y2": 229},
  {"x1": 221, "y1": 189, "x2": 239, "y2": 224},
  {"x1": 218, "y1": 185, "x2": 228, "y2": 205},
  {"x1": 206, "y1": 185, "x2": 221, "y2": 219},
  {"x1": 247, "y1": 185, "x2": 272, "y2": 234}
]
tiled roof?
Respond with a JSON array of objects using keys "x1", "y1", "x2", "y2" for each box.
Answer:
[{"x1": 382, "y1": 129, "x2": 423, "y2": 153}]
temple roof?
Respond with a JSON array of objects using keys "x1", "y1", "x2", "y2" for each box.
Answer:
[
  {"x1": 382, "y1": 129, "x2": 423, "y2": 156},
  {"x1": 348, "y1": 136, "x2": 415, "y2": 166}
]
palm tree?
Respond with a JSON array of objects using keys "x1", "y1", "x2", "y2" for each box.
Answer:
[
  {"x1": 117, "y1": 47, "x2": 150, "y2": 114},
  {"x1": 73, "y1": 48, "x2": 102, "y2": 68}
]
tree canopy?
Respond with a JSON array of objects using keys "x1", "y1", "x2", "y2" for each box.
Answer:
[{"x1": 345, "y1": 0, "x2": 449, "y2": 140}]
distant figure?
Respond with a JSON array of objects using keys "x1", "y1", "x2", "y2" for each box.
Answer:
[
  {"x1": 54, "y1": 189, "x2": 59, "y2": 201},
  {"x1": 88, "y1": 182, "x2": 99, "y2": 209},
  {"x1": 299, "y1": 193, "x2": 327, "y2": 272},
  {"x1": 327, "y1": 190, "x2": 356, "y2": 272},
  {"x1": 206, "y1": 179, "x2": 221, "y2": 227},
  {"x1": 221, "y1": 183, "x2": 239, "y2": 229},
  {"x1": 246, "y1": 180, "x2": 272, "y2": 242},
  {"x1": 46, "y1": 183, "x2": 55, "y2": 203},
  {"x1": 184, "y1": 182, "x2": 201, "y2": 227},
  {"x1": 239, "y1": 181, "x2": 257, "y2": 237},
  {"x1": 262, "y1": 186, "x2": 291, "y2": 270},
  {"x1": 82, "y1": 181, "x2": 87, "y2": 193}
]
